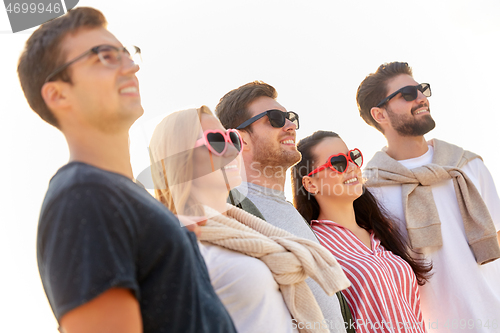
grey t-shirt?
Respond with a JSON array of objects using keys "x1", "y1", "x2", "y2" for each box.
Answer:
[{"x1": 237, "y1": 182, "x2": 347, "y2": 333}]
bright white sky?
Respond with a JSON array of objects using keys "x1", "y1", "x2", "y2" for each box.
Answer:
[{"x1": 1, "y1": 0, "x2": 499, "y2": 331}]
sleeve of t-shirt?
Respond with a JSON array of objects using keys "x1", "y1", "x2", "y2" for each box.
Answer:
[
  {"x1": 37, "y1": 183, "x2": 140, "y2": 321},
  {"x1": 464, "y1": 159, "x2": 500, "y2": 232}
]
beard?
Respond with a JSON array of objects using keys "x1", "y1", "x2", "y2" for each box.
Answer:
[
  {"x1": 251, "y1": 135, "x2": 302, "y2": 170},
  {"x1": 386, "y1": 104, "x2": 436, "y2": 137}
]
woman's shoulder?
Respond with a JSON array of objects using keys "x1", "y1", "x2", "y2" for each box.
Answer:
[{"x1": 199, "y1": 242, "x2": 275, "y2": 280}]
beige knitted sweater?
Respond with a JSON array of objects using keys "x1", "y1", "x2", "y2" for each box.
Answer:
[
  {"x1": 365, "y1": 139, "x2": 500, "y2": 265},
  {"x1": 199, "y1": 204, "x2": 350, "y2": 333}
]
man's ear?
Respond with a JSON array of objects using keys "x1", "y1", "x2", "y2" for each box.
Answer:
[
  {"x1": 238, "y1": 130, "x2": 251, "y2": 152},
  {"x1": 41, "y1": 81, "x2": 70, "y2": 116},
  {"x1": 302, "y1": 176, "x2": 318, "y2": 195},
  {"x1": 370, "y1": 106, "x2": 388, "y2": 126}
]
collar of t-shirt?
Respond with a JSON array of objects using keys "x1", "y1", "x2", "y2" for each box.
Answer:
[
  {"x1": 396, "y1": 145, "x2": 434, "y2": 169},
  {"x1": 241, "y1": 182, "x2": 287, "y2": 201}
]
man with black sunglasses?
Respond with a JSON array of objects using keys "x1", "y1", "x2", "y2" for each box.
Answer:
[
  {"x1": 216, "y1": 81, "x2": 354, "y2": 333},
  {"x1": 357, "y1": 62, "x2": 500, "y2": 332},
  {"x1": 17, "y1": 7, "x2": 236, "y2": 333}
]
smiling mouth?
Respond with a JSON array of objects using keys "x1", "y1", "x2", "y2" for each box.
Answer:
[
  {"x1": 222, "y1": 164, "x2": 238, "y2": 170},
  {"x1": 414, "y1": 108, "x2": 429, "y2": 115},
  {"x1": 344, "y1": 177, "x2": 358, "y2": 184},
  {"x1": 280, "y1": 139, "x2": 295, "y2": 144},
  {"x1": 119, "y1": 86, "x2": 139, "y2": 94}
]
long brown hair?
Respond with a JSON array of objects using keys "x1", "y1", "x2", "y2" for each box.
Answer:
[{"x1": 291, "y1": 130, "x2": 432, "y2": 285}]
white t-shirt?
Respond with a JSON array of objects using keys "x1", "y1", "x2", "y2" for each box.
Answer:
[
  {"x1": 368, "y1": 145, "x2": 500, "y2": 333},
  {"x1": 198, "y1": 241, "x2": 299, "y2": 333}
]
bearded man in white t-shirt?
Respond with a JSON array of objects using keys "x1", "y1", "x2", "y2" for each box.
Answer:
[{"x1": 357, "y1": 61, "x2": 500, "y2": 332}]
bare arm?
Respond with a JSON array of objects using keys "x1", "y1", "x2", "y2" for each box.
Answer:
[{"x1": 59, "y1": 288, "x2": 142, "y2": 333}]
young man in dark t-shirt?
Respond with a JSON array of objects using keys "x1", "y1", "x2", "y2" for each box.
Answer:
[{"x1": 17, "y1": 7, "x2": 236, "y2": 333}]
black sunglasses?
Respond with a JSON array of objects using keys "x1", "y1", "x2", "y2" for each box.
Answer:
[
  {"x1": 236, "y1": 109, "x2": 300, "y2": 130},
  {"x1": 376, "y1": 83, "x2": 431, "y2": 107}
]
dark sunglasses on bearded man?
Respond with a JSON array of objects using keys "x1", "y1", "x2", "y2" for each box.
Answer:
[
  {"x1": 236, "y1": 109, "x2": 299, "y2": 130},
  {"x1": 376, "y1": 83, "x2": 431, "y2": 108}
]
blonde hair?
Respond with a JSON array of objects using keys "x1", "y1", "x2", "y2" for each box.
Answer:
[{"x1": 149, "y1": 105, "x2": 213, "y2": 216}]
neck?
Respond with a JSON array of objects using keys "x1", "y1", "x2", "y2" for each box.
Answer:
[
  {"x1": 64, "y1": 127, "x2": 134, "y2": 179},
  {"x1": 242, "y1": 158, "x2": 287, "y2": 192},
  {"x1": 385, "y1": 133, "x2": 429, "y2": 160},
  {"x1": 193, "y1": 189, "x2": 229, "y2": 216},
  {"x1": 316, "y1": 197, "x2": 357, "y2": 230}
]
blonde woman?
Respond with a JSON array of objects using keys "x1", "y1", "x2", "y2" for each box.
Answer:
[{"x1": 149, "y1": 106, "x2": 350, "y2": 333}]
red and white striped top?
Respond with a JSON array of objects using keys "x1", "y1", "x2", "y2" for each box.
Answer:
[{"x1": 311, "y1": 220, "x2": 426, "y2": 333}]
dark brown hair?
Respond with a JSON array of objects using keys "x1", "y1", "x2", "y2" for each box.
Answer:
[
  {"x1": 291, "y1": 130, "x2": 432, "y2": 285},
  {"x1": 17, "y1": 7, "x2": 107, "y2": 128},
  {"x1": 291, "y1": 130, "x2": 340, "y2": 222},
  {"x1": 356, "y1": 62, "x2": 413, "y2": 133},
  {"x1": 215, "y1": 81, "x2": 277, "y2": 133}
]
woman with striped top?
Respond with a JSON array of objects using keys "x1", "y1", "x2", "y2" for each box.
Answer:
[{"x1": 291, "y1": 130, "x2": 432, "y2": 333}]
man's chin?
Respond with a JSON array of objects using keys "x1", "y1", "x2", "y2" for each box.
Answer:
[
  {"x1": 395, "y1": 117, "x2": 436, "y2": 137},
  {"x1": 282, "y1": 150, "x2": 302, "y2": 168},
  {"x1": 416, "y1": 117, "x2": 436, "y2": 136}
]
